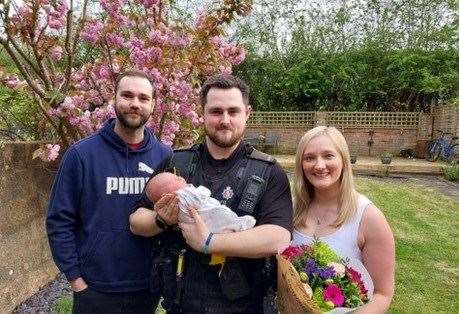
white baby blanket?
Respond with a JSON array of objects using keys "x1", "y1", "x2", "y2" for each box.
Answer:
[{"x1": 176, "y1": 185, "x2": 256, "y2": 233}]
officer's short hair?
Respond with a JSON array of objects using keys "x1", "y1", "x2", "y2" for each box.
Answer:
[
  {"x1": 200, "y1": 74, "x2": 250, "y2": 106},
  {"x1": 115, "y1": 70, "x2": 154, "y2": 96}
]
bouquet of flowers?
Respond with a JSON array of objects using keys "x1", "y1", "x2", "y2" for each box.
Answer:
[{"x1": 277, "y1": 240, "x2": 373, "y2": 313}]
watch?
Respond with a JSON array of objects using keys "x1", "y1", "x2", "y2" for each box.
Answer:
[{"x1": 155, "y1": 214, "x2": 169, "y2": 230}]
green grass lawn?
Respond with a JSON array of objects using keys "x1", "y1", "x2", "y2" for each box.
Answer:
[
  {"x1": 355, "y1": 177, "x2": 459, "y2": 313},
  {"x1": 54, "y1": 177, "x2": 458, "y2": 313}
]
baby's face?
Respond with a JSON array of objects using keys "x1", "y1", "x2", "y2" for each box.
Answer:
[{"x1": 174, "y1": 175, "x2": 186, "y2": 186}]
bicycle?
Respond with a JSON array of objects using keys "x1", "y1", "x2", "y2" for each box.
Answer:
[{"x1": 425, "y1": 130, "x2": 458, "y2": 163}]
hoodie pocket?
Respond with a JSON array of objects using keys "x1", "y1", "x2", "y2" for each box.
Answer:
[{"x1": 81, "y1": 230, "x2": 151, "y2": 285}]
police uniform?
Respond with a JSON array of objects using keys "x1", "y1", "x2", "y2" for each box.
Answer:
[{"x1": 154, "y1": 142, "x2": 293, "y2": 314}]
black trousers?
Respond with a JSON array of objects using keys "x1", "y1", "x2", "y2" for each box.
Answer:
[{"x1": 73, "y1": 287, "x2": 160, "y2": 314}]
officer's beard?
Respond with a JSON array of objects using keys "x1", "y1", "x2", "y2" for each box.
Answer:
[{"x1": 206, "y1": 127, "x2": 244, "y2": 148}]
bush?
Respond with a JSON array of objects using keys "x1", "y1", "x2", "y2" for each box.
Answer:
[{"x1": 442, "y1": 165, "x2": 459, "y2": 182}]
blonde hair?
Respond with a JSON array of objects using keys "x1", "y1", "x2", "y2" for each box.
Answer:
[{"x1": 293, "y1": 126, "x2": 358, "y2": 228}]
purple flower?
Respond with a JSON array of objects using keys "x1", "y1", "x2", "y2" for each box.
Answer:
[
  {"x1": 304, "y1": 259, "x2": 318, "y2": 278},
  {"x1": 317, "y1": 266, "x2": 335, "y2": 280},
  {"x1": 304, "y1": 259, "x2": 335, "y2": 279}
]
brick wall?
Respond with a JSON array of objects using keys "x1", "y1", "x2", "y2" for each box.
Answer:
[
  {"x1": 0, "y1": 142, "x2": 58, "y2": 314},
  {"x1": 431, "y1": 104, "x2": 459, "y2": 137},
  {"x1": 246, "y1": 105, "x2": 458, "y2": 157},
  {"x1": 246, "y1": 127, "x2": 419, "y2": 156}
]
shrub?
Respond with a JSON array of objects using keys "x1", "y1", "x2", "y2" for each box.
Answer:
[{"x1": 442, "y1": 164, "x2": 459, "y2": 182}]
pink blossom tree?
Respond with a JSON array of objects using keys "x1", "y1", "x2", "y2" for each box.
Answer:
[{"x1": 0, "y1": 0, "x2": 250, "y2": 161}]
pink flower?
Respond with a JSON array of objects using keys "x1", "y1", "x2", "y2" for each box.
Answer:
[
  {"x1": 130, "y1": 47, "x2": 149, "y2": 68},
  {"x1": 169, "y1": 35, "x2": 192, "y2": 49},
  {"x1": 136, "y1": 0, "x2": 159, "y2": 9},
  {"x1": 96, "y1": 65, "x2": 112, "y2": 80},
  {"x1": 46, "y1": 144, "x2": 61, "y2": 161},
  {"x1": 100, "y1": 0, "x2": 125, "y2": 17},
  {"x1": 147, "y1": 47, "x2": 162, "y2": 62},
  {"x1": 346, "y1": 266, "x2": 368, "y2": 298},
  {"x1": 5, "y1": 76, "x2": 20, "y2": 89},
  {"x1": 281, "y1": 246, "x2": 303, "y2": 261},
  {"x1": 323, "y1": 284, "x2": 345, "y2": 307},
  {"x1": 106, "y1": 33, "x2": 124, "y2": 48},
  {"x1": 60, "y1": 96, "x2": 75, "y2": 111},
  {"x1": 148, "y1": 30, "x2": 168, "y2": 45},
  {"x1": 195, "y1": 10, "x2": 207, "y2": 28},
  {"x1": 48, "y1": 18, "x2": 65, "y2": 30},
  {"x1": 81, "y1": 20, "x2": 104, "y2": 44},
  {"x1": 47, "y1": 0, "x2": 68, "y2": 30},
  {"x1": 50, "y1": 46, "x2": 63, "y2": 61},
  {"x1": 211, "y1": 36, "x2": 246, "y2": 65},
  {"x1": 125, "y1": 36, "x2": 145, "y2": 50}
]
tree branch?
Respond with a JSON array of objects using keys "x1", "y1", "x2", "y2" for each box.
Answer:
[
  {"x1": 62, "y1": 0, "x2": 90, "y2": 94},
  {"x1": 4, "y1": 29, "x2": 45, "y2": 81},
  {"x1": 33, "y1": 95, "x2": 70, "y2": 147},
  {"x1": 0, "y1": 39, "x2": 48, "y2": 100},
  {"x1": 64, "y1": 0, "x2": 74, "y2": 91}
]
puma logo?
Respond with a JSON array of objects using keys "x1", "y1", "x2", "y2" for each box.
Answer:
[{"x1": 138, "y1": 162, "x2": 154, "y2": 174}]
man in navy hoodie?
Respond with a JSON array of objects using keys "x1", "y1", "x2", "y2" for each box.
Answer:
[{"x1": 46, "y1": 70, "x2": 172, "y2": 313}]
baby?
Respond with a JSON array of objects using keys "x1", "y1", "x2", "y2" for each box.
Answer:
[{"x1": 145, "y1": 172, "x2": 256, "y2": 233}]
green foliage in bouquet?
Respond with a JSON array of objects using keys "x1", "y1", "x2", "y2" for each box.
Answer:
[
  {"x1": 281, "y1": 239, "x2": 370, "y2": 312},
  {"x1": 313, "y1": 240, "x2": 340, "y2": 266}
]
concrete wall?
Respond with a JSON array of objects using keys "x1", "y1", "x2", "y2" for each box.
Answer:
[{"x1": 0, "y1": 142, "x2": 58, "y2": 314}]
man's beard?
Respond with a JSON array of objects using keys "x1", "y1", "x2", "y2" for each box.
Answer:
[
  {"x1": 115, "y1": 106, "x2": 150, "y2": 130},
  {"x1": 206, "y1": 126, "x2": 244, "y2": 148}
]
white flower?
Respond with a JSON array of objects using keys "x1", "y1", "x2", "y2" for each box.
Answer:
[
  {"x1": 328, "y1": 262, "x2": 346, "y2": 277},
  {"x1": 302, "y1": 283, "x2": 313, "y2": 298}
]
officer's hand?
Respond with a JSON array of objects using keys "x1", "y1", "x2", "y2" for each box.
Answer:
[
  {"x1": 154, "y1": 194, "x2": 179, "y2": 226},
  {"x1": 179, "y1": 207, "x2": 210, "y2": 253}
]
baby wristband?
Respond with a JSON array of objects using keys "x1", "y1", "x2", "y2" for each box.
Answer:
[{"x1": 202, "y1": 232, "x2": 214, "y2": 254}]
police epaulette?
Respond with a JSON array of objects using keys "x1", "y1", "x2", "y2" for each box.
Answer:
[
  {"x1": 170, "y1": 144, "x2": 200, "y2": 179},
  {"x1": 248, "y1": 148, "x2": 275, "y2": 164}
]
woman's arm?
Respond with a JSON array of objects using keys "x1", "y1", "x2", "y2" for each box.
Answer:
[{"x1": 357, "y1": 204, "x2": 395, "y2": 313}]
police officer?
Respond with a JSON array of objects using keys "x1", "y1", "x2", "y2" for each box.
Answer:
[{"x1": 130, "y1": 74, "x2": 293, "y2": 313}]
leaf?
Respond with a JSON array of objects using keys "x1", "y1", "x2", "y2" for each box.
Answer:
[{"x1": 32, "y1": 147, "x2": 44, "y2": 160}]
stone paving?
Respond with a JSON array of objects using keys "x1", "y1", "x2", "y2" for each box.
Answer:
[{"x1": 363, "y1": 173, "x2": 459, "y2": 203}]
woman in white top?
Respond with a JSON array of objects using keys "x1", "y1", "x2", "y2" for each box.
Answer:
[{"x1": 292, "y1": 126, "x2": 395, "y2": 313}]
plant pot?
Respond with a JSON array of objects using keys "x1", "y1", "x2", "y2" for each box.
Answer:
[
  {"x1": 350, "y1": 155, "x2": 357, "y2": 164},
  {"x1": 381, "y1": 156, "x2": 392, "y2": 164}
]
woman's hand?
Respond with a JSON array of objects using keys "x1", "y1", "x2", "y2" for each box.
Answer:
[
  {"x1": 179, "y1": 207, "x2": 211, "y2": 252},
  {"x1": 154, "y1": 193, "x2": 179, "y2": 226}
]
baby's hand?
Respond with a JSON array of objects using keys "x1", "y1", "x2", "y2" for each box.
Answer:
[{"x1": 154, "y1": 194, "x2": 179, "y2": 226}]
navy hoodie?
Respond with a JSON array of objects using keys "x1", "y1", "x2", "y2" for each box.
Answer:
[{"x1": 46, "y1": 118, "x2": 172, "y2": 292}]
